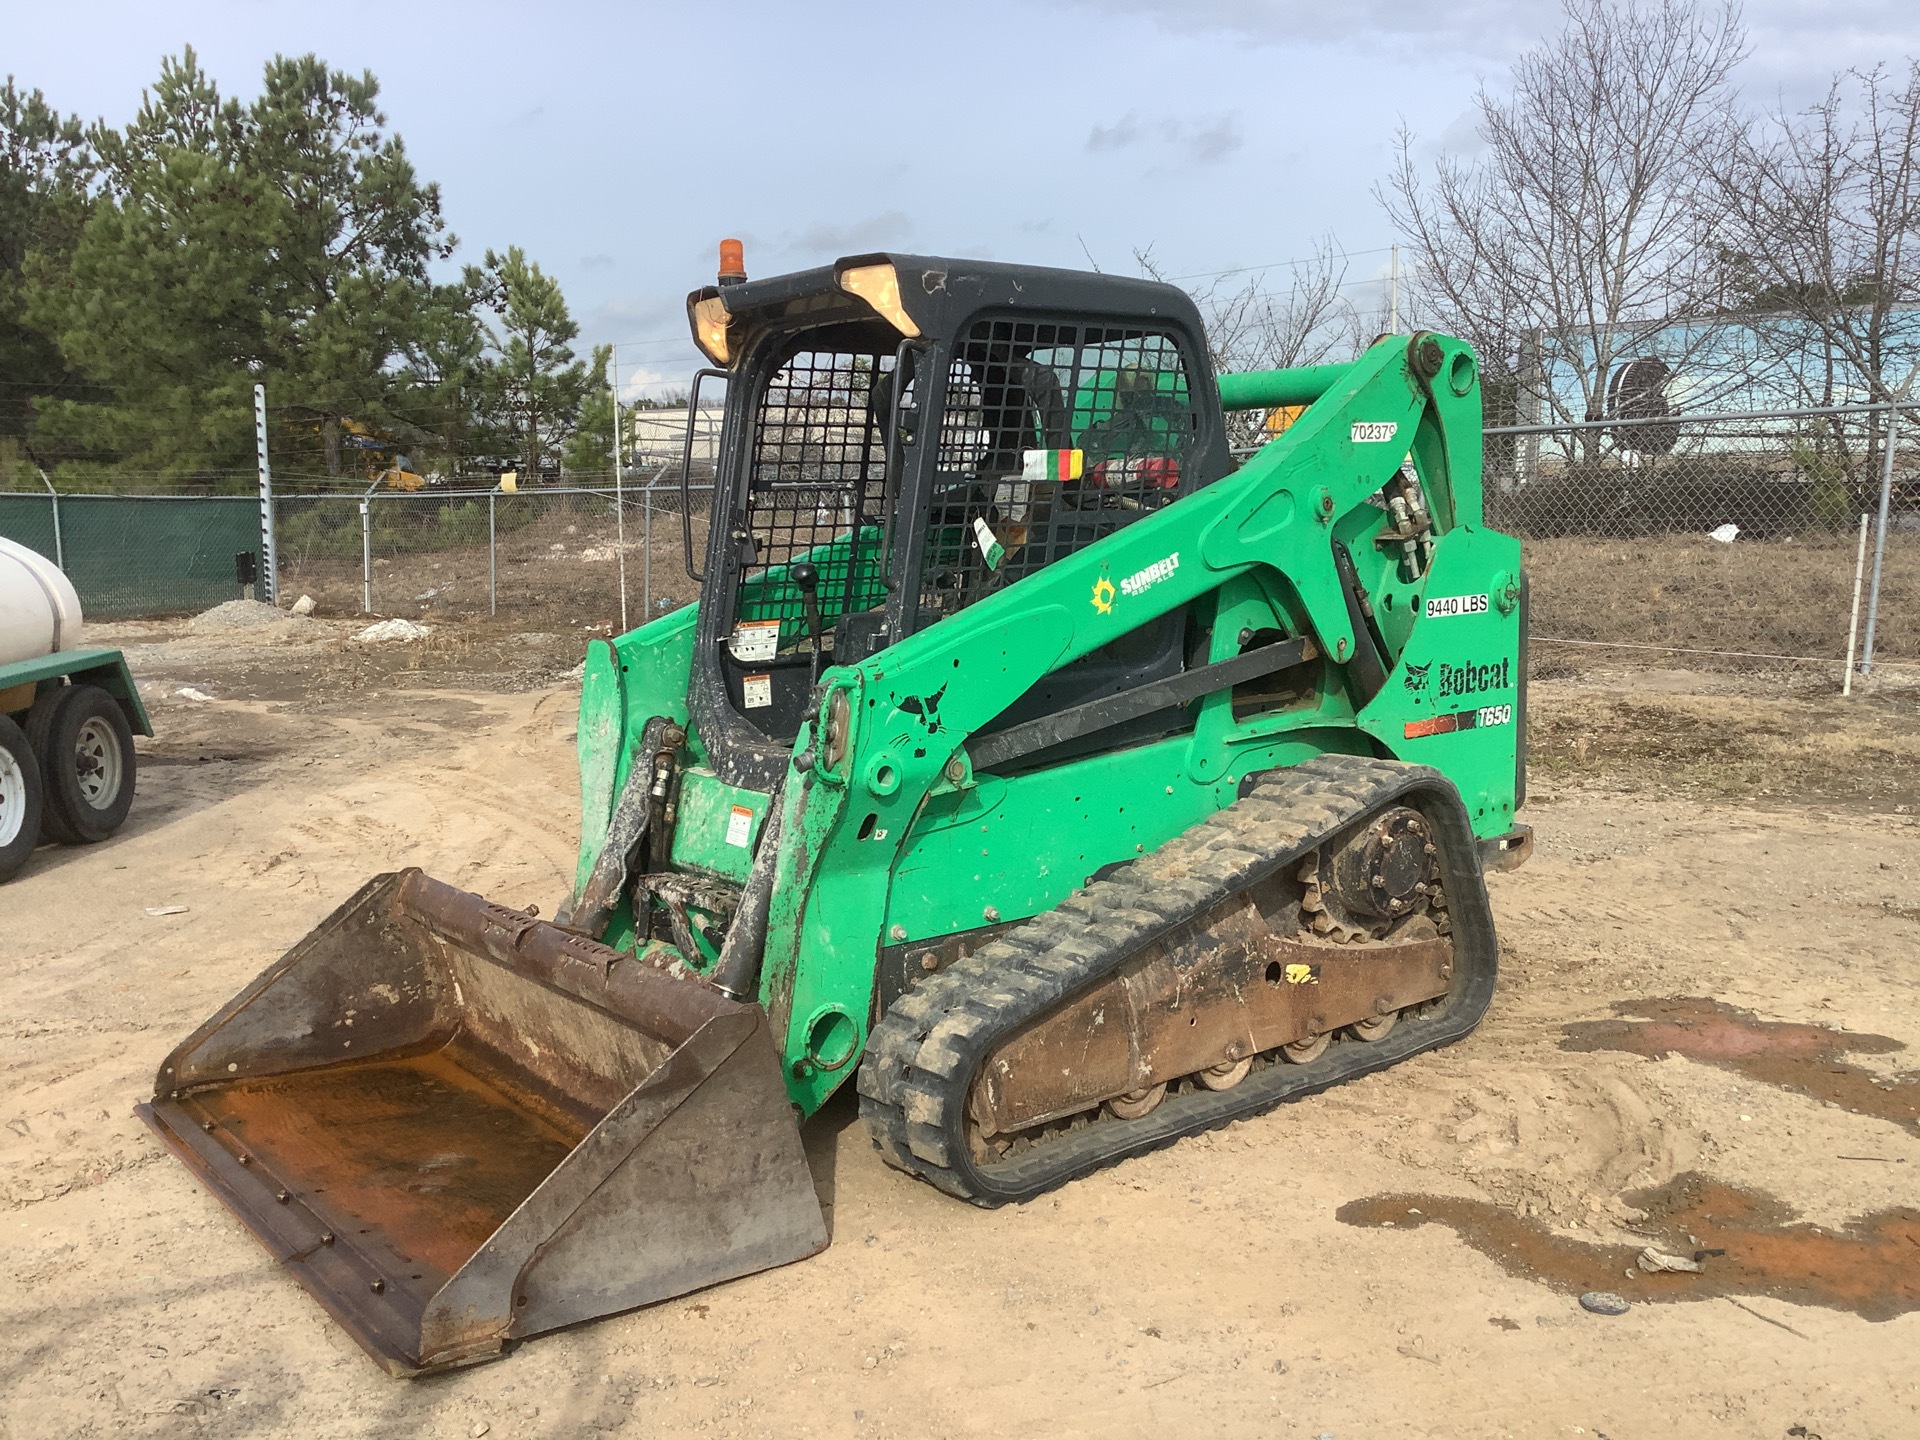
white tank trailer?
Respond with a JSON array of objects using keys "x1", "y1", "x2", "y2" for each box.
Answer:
[{"x1": 0, "y1": 535, "x2": 153, "y2": 881}]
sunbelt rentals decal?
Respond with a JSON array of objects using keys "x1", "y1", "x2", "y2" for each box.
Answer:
[
  {"x1": 1094, "y1": 552, "x2": 1181, "y2": 612},
  {"x1": 1121, "y1": 552, "x2": 1180, "y2": 597}
]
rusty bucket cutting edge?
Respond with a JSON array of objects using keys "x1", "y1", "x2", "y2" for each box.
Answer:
[{"x1": 136, "y1": 869, "x2": 829, "y2": 1376}]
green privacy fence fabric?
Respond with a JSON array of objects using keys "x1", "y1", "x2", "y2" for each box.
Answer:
[{"x1": 0, "y1": 493, "x2": 259, "y2": 619}]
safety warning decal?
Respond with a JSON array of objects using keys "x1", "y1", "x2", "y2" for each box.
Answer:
[
  {"x1": 729, "y1": 619, "x2": 781, "y2": 662},
  {"x1": 1404, "y1": 704, "x2": 1513, "y2": 739},
  {"x1": 725, "y1": 804, "x2": 754, "y2": 848},
  {"x1": 1284, "y1": 962, "x2": 1321, "y2": 985},
  {"x1": 742, "y1": 673, "x2": 772, "y2": 709}
]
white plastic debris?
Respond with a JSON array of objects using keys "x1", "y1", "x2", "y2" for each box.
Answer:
[
  {"x1": 353, "y1": 619, "x2": 433, "y2": 644},
  {"x1": 1638, "y1": 1247, "x2": 1702, "y2": 1274},
  {"x1": 1709, "y1": 523, "x2": 1740, "y2": 543},
  {"x1": 145, "y1": 905, "x2": 189, "y2": 917},
  {"x1": 176, "y1": 687, "x2": 214, "y2": 702},
  {"x1": 415, "y1": 587, "x2": 438, "y2": 601},
  {"x1": 289, "y1": 594, "x2": 316, "y2": 616}
]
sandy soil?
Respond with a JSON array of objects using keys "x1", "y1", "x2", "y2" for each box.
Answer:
[{"x1": 3, "y1": 618, "x2": 1918, "y2": 1440}]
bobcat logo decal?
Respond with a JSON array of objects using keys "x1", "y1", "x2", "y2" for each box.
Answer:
[{"x1": 1403, "y1": 662, "x2": 1432, "y2": 694}]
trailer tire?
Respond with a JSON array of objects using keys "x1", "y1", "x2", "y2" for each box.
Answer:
[
  {"x1": 38, "y1": 684, "x2": 135, "y2": 845},
  {"x1": 0, "y1": 715, "x2": 45, "y2": 882},
  {"x1": 23, "y1": 686, "x2": 70, "y2": 842}
]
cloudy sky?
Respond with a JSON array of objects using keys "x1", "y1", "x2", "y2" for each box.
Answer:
[{"x1": 9, "y1": 1, "x2": 1918, "y2": 394}]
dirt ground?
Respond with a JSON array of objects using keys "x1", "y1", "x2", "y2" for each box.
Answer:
[{"x1": 4, "y1": 611, "x2": 1919, "y2": 1440}]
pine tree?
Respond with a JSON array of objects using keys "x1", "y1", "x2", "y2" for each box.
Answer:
[
  {"x1": 562, "y1": 345, "x2": 616, "y2": 478},
  {"x1": 26, "y1": 48, "x2": 455, "y2": 485},
  {"x1": 0, "y1": 77, "x2": 92, "y2": 461},
  {"x1": 467, "y1": 246, "x2": 589, "y2": 482}
]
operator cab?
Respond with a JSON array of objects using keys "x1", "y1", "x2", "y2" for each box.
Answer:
[{"x1": 680, "y1": 249, "x2": 1232, "y2": 787}]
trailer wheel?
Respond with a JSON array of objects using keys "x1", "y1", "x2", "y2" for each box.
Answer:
[
  {"x1": 39, "y1": 685, "x2": 136, "y2": 845},
  {"x1": 23, "y1": 687, "x2": 67, "y2": 840},
  {"x1": 0, "y1": 715, "x2": 45, "y2": 882}
]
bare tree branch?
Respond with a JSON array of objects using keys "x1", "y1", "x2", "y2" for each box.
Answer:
[
  {"x1": 1138, "y1": 238, "x2": 1364, "y2": 447},
  {"x1": 1711, "y1": 61, "x2": 1920, "y2": 408},
  {"x1": 1380, "y1": 0, "x2": 1748, "y2": 441}
]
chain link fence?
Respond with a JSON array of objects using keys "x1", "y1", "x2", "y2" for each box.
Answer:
[
  {"x1": 1484, "y1": 405, "x2": 1917, "y2": 677},
  {"x1": 4, "y1": 404, "x2": 1912, "y2": 683},
  {"x1": 0, "y1": 491, "x2": 261, "y2": 619},
  {"x1": 273, "y1": 474, "x2": 713, "y2": 633}
]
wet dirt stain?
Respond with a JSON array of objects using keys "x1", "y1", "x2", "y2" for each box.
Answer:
[
  {"x1": 1339, "y1": 1174, "x2": 1920, "y2": 1321},
  {"x1": 1560, "y1": 997, "x2": 1920, "y2": 1133}
]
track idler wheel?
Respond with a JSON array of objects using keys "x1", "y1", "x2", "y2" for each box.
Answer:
[
  {"x1": 1349, "y1": 1010, "x2": 1400, "y2": 1042},
  {"x1": 1107, "y1": 1084, "x2": 1167, "y2": 1119},
  {"x1": 1197, "y1": 1056, "x2": 1254, "y2": 1091},
  {"x1": 1282, "y1": 1032, "x2": 1332, "y2": 1064}
]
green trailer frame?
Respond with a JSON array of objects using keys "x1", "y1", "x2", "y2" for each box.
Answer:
[{"x1": 0, "y1": 648, "x2": 153, "y2": 737}]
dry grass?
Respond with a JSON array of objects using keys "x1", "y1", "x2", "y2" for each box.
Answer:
[
  {"x1": 277, "y1": 508, "x2": 706, "y2": 632},
  {"x1": 1529, "y1": 679, "x2": 1920, "y2": 811},
  {"x1": 1524, "y1": 533, "x2": 1918, "y2": 666}
]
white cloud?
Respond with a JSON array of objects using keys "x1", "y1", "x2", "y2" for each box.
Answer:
[
  {"x1": 1052, "y1": 0, "x2": 1557, "y2": 59},
  {"x1": 1085, "y1": 111, "x2": 1245, "y2": 165},
  {"x1": 788, "y1": 211, "x2": 913, "y2": 258},
  {"x1": 1087, "y1": 112, "x2": 1146, "y2": 151},
  {"x1": 1048, "y1": 0, "x2": 1920, "y2": 75},
  {"x1": 1430, "y1": 106, "x2": 1489, "y2": 160},
  {"x1": 1184, "y1": 115, "x2": 1245, "y2": 163}
]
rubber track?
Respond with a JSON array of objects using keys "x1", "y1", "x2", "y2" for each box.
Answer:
[{"x1": 856, "y1": 753, "x2": 1501, "y2": 1205}]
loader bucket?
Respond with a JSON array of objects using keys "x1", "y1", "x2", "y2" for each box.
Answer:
[{"x1": 136, "y1": 870, "x2": 828, "y2": 1375}]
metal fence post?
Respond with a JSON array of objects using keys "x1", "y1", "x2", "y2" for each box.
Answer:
[
  {"x1": 35, "y1": 467, "x2": 62, "y2": 569},
  {"x1": 254, "y1": 384, "x2": 278, "y2": 603},
  {"x1": 642, "y1": 470, "x2": 653, "y2": 622},
  {"x1": 360, "y1": 491, "x2": 373, "y2": 615},
  {"x1": 489, "y1": 490, "x2": 497, "y2": 616},
  {"x1": 1858, "y1": 401, "x2": 1909, "y2": 676},
  {"x1": 612, "y1": 391, "x2": 629, "y2": 634},
  {"x1": 1843, "y1": 512, "x2": 1870, "y2": 696}
]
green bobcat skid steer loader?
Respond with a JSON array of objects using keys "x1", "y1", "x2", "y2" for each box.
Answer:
[{"x1": 140, "y1": 248, "x2": 1529, "y2": 1374}]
